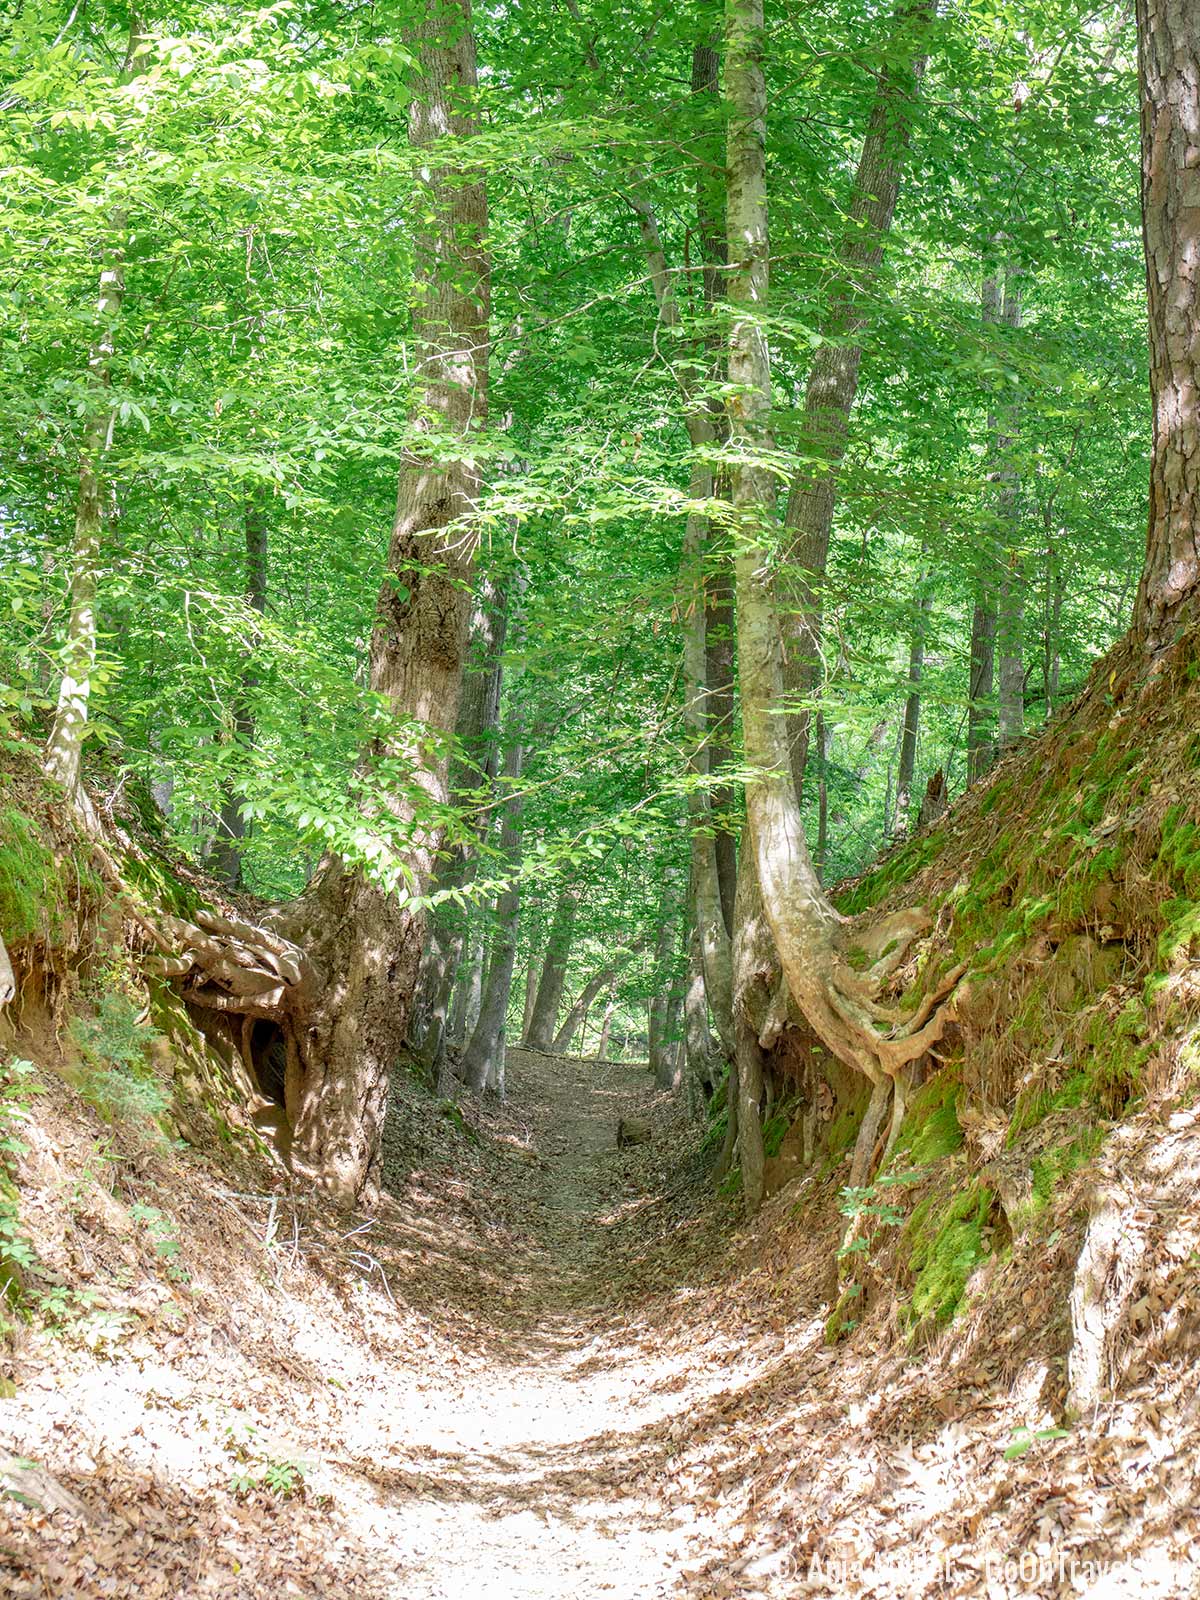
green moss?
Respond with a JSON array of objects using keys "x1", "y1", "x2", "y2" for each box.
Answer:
[
  {"x1": 1157, "y1": 804, "x2": 1200, "y2": 896},
  {"x1": 1009, "y1": 996, "x2": 1146, "y2": 1135},
  {"x1": 762, "y1": 1108, "x2": 793, "y2": 1158},
  {"x1": 1028, "y1": 1127, "x2": 1104, "y2": 1215},
  {"x1": 836, "y1": 829, "x2": 945, "y2": 917},
  {"x1": 1084, "y1": 1000, "x2": 1149, "y2": 1115},
  {"x1": 889, "y1": 1072, "x2": 964, "y2": 1169},
  {"x1": 700, "y1": 1110, "x2": 728, "y2": 1156},
  {"x1": 0, "y1": 806, "x2": 66, "y2": 944},
  {"x1": 907, "y1": 1182, "x2": 994, "y2": 1331},
  {"x1": 119, "y1": 851, "x2": 200, "y2": 920},
  {"x1": 978, "y1": 776, "x2": 1013, "y2": 817},
  {"x1": 823, "y1": 1282, "x2": 861, "y2": 1345},
  {"x1": 1009, "y1": 1067, "x2": 1089, "y2": 1139},
  {"x1": 819, "y1": 1103, "x2": 864, "y2": 1176}
]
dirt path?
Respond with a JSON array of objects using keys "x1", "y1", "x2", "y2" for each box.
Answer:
[
  {"x1": 355, "y1": 1048, "x2": 709, "y2": 1599},
  {"x1": 6, "y1": 1034, "x2": 1198, "y2": 1597}
]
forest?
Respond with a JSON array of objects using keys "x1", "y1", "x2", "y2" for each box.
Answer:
[{"x1": 0, "y1": 0, "x2": 1198, "y2": 1593}]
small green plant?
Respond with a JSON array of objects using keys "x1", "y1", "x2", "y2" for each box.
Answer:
[
  {"x1": 1003, "y1": 1424, "x2": 1071, "y2": 1461},
  {"x1": 0, "y1": 1059, "x2": 42, "y2": 1323},
  {"x1": 70, "y1": 994, "x2": 170, "y2": 1130},
  {"x1": 224, "y1": 1421, "x2": 309, "y2": 1501},
  {"x1": 836, "y1": 1168, "x2": 925, "y2": 1258},
  {"x1": 34, "y1": 1284, "x2": 130, "y2": 1349},
  {"x1": 129, "y1": 1201, "x2": 190, "y2": 1282}
]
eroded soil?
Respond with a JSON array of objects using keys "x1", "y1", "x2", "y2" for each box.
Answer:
[{"x1": 1, "y1": 1045, "x2": 1198, "y2": 1598}]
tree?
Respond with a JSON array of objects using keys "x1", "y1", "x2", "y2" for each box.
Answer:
[
  {"x1": 726, "y1": 0, "x2": 961, "y2": 1195},
  {"x1": 43, "y1": 16, "x2": 145, "y2": 814},
  {"x1": 1131, "y1": 0, "x2": 1200, "y2": 648},
  {"x1": 289, "y1": 0, "x2": 490, "y2": 1200}
]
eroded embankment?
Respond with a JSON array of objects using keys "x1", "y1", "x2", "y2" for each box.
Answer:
[{"x1": 3, "y1": 666, "x2": 1200, "y2": 1598}]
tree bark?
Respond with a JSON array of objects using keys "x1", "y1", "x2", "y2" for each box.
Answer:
[
  {"x1": 647, "y1": 880, "x2": 684, "y2": 1087},
  {"x1": 815, "y1": 711, "x2": 830, "y2": 880},
  {"x1": 893, "y1": 569, "x2": 931, "y2": 837},
  {"x1": 213, "y1": 497, "x2": 269, "y2": 890},
  {"x1": 778, "y1": 1, "x2": 933, "y2": 801},
  {"x1": 553, "y1": 932, "x2": 646, "y2": 1055},
  {"x1": 966, "y1": 590, "x2": 997, "y2": 784},
  {"x1": 553, "y1": 968, "x2": 613, "y2": 1056},
  {"x1": 1132, "y1": 0, "x2": 1200, "y2": 648},
  {"x1": 627, "y1": 156, "x2": 736, "y2": 1060},
  {"x1": 460, "y1": 736, "x2": 524, "y2": 1094},
  {"x1": 521, "y1": 948, "x2": 539, "y2": 1039},
  {"x1": 994, "y1": 269, "x2": 1025, "y2": 751},
  {"x1": 704, "y1": 561, "x2": 739, "y2": 933},
  {"x1": 524, "y1": 882, "x2": 579, "y2": 1049},
  {"x1": 449, "y1": 929, "x2": 485, "y2": 1046},
  {"x1": 289, "y1": 1, "x2": 489, "y2": 1202},
  {"x1": 724, "y1": 0, "x2": 959, "y2": 1119},
  {"x1": 596, "y1": 974, "x2": 618, "y2": 1060},
  {"x1": 413, "y1": 579, "x2": 507, "y2": 1071},
  {"x1": 682, "y1": 920, "x2": 716, "y2": 1117},
  {"x1": 733, "y1": 862, "x2": 768, "y2": 1212}
]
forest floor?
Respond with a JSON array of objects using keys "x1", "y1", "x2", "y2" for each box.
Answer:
[{"x1": 0, "y1": 1035, "x2": 1197, "y2": 1598}]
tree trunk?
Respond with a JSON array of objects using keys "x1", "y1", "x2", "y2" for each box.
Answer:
[
  {"x1": 1049, "y1": 576, "x2": 1063, "y2": 707},
  {"x1": 815, "y1": 711, "x2": 830, "y2": 880},
  {"x1": 524, "y1": 882, "x2": 578, "y2": 1049},
  {"x1": 705, "y1": 561, "x2": 739, "y2": 934},
  {"x1": 682, "y1": 921, "x2": 716, "y2": 1118},
  {"x1": 628, "y1": 155, "x2": 736, "y2": 1060},
  {"x1": 461, "y1": 737, "x2": 524, "y2": 1094},
  {"x1": 553, "y1": 934, "x2": 646, "y2": 1055},
  {"x1": 646, "y1": 876, "x2": 682, "y2": 1080},
  {"x1": 213, "y1": 497, "x2": 268, "y2": 890},
  {"x1": 596, "y1": 974, "x2": 618, "y2": 1060},
  {"x1": 778, "y1": 0, "x2": 933, "y2": 801},
  {"x1": 521, "y1": 948, "x2": 539, "y2": 1039},
  {"x1": 1132, "y1": 0, "x2": 1200, "y2": 648},
  {"x1": 289, "y1": 3, "x2": 489, "y2": 1202},
  {"x1": 449, "y1": 930, "x2": 485, "y2": 1047},
  {"x1": 692, "y1": 36, "x2": 739, "y2": 941},
  {"x1": 733, "y1": 863, "x2": 769, "y2": 1212},
  {"x1": 682, "y1": 513, "x2": 737, "y2": 1058},
  {"x1": 656, "y1": 980, "x2": 684, "y2": 1092},
  {"x1": 725, "y1": 0, "x2": 958, "y2": 1115},
  {"x1": 413, "y1": 580, "x2": 508, "y2": 1071},
  {"x1": 553, "y1": 969, "x2": 609, "y2": 1055},
  {"x1": 966, "y1": 591, "x2": 997, "y2": 784},
  {"x1": 893, "y1": 570, "x2": 931, "y2": 838},
  {"x1": 45, "y1": 20, "x2": 145, "y2": 812},
  {"x1": 994, "y1": 269, "x2": 1025, "y2": 752}
]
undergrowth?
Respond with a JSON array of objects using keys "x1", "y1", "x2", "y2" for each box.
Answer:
[{"x1": 69, "y1": 991, "x2": 171, "y2": 1132}]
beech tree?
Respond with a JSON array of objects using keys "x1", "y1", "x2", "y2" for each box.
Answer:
[{"x1": 288, "y1": 0, "x2": 490, "y2": 1200}]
